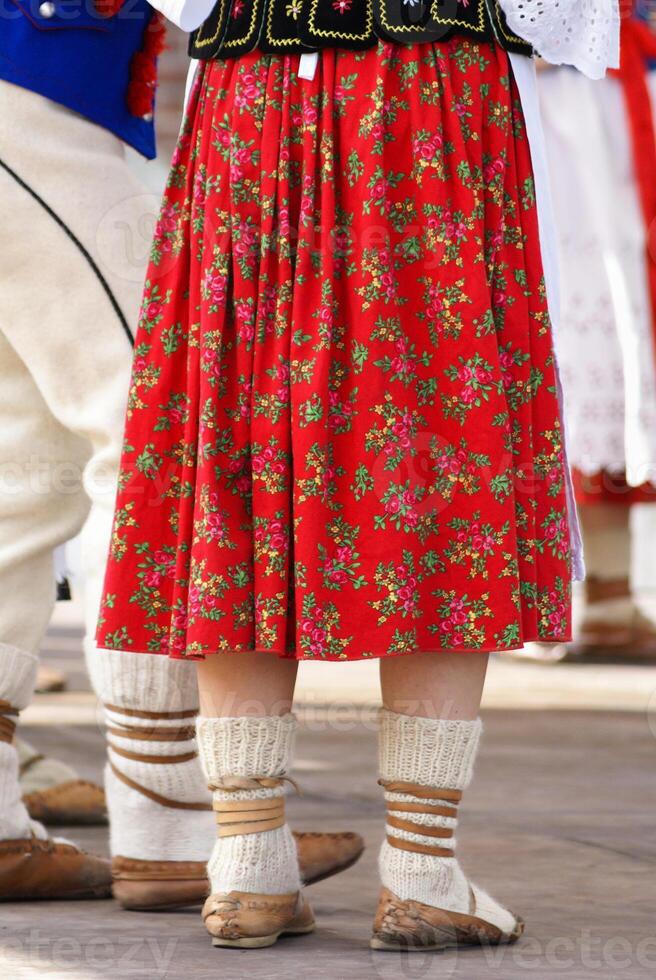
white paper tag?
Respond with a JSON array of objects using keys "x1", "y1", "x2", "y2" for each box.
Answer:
[{"x1": 298, "y1": 52, "x2": 319, "y2": 81}]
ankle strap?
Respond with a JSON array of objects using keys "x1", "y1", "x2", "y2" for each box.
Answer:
[
  {"x1": 104, "y1": 704, "x2": 209, "y2": 809},
  {"x1": 209, "y1": 775, "x2": 300, "y2": 793},
  {"x1": 386, "y1": 836, "x2": 455, "y2": 858},
  {"x1": 378, "y1": 780, "x2": 463, "y2": 803},
  {"x1": 104, "y1": 702, "x2": 197, "y2": 742},
  {"x1": 106, "y1": 724, "x2": 196, "y2": 742},
  {"x1": 108, "y1": 760, "x2": 212, "y2": 811},
  {"x1": 0, "y1": 701, "x2": 18, "y2": 744},
  {"x1": 381, "y1": 780, "x2": 461, "y2": 859},
  {"x1": 104, "y1": 703, "x2": 198, "y2": 720},
  {"x1": 213, "y1": 796, "x2": 286, "y2": 837},
  {"x1": 109, "y1": 744, "x2": 198, "y2": 765}
]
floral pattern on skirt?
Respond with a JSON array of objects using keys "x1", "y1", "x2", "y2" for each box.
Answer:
[{"x1": 98, "y1": 40, "x2": 572, "y2": 661}]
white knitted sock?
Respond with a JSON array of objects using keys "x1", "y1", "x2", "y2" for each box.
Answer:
[
  {"x1": 378, "y1": 709, "x2": 515, "y2": 932},
  {"x1": 196, "y1": 714, "x2": 302, "y2": 896},
  {"x1": 0, "y1": 644, "x2": 47, "y2": 840},
  {"x1": 89, "y1": 649, "x2": 214, "y2": 861}
]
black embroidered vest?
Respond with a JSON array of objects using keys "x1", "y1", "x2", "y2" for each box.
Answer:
[{"x1": 189, "y1": 0, "x2": 532, "y2": 61}]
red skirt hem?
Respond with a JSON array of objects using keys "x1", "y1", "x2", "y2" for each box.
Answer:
[{"x1": 103, "y1": 632, "x2": 572, "y2": 663}]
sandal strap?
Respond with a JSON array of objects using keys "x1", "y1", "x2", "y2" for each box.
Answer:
[
  {"x1": 384, "y1": 800, "x2": 459, "y2": 818},
  {"x1": 108, "y1": 760, "x2": 211, "y2": 811},
  {"x1": 381, "y1": 780, "x2": 460, "y2": 858},
  {"x1": 109, "y1": 743, "x2": 198, "y2": 765},
  {"x1": 386, "y1": 814, "x2": 454, "y2": 839},
  {"x1": 19, "y1": 752, "x2": 45, "y2": 776},
  {"x1": 386, "y1": 835, "x2": 455, "y2": 858},
  {"x1": 214, "y1": 797, "x2": 286, "y2": 837},
  {"x1": 106, "y1": 725, "x2": 196, "y2": 742},
  {"x1": 0, "y1": 701, "x2": 18, "y2": 744},
  {"x1": 104, "y1": 702, "x2": 197, "y2": 742},
  {"x1": 209, "y1": 774, "x2": 300, "y2": 794},
  {"x1": 378, "y1": 780, "x2": 462, "y2": 803},
  {"x1": 104, "y1": 703, "x2": 197, "y2": 720}
]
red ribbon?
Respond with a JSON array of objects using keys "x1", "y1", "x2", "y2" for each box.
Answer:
[{"x1": 610, "y1": 12, "x2": 656, "y2": 341}]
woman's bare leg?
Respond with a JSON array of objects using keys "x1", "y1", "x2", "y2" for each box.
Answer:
[
  {"x1": 380, "y1": 651, "x2": 488, "y2": 720},
  {"x1": 197, "y1": 651, "x2": 298, "y2": 717}
]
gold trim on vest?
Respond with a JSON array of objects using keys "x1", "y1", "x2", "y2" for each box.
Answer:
[{"x1": 188, "y1": 0, "x2": 533, "y2": 60}]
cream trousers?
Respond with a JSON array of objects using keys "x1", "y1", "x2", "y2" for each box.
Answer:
[{"x1": 0, "y1": 80, "x2": 158, "y2": 664}]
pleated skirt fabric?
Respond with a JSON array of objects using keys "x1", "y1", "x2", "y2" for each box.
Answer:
[{"x1": 98, "y1": 40, "x2": 572, "y2": 661}]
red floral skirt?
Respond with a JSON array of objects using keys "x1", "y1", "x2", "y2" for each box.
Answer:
[{"x1": 98, "y1": 41, "x2": 572, "y2": 661}]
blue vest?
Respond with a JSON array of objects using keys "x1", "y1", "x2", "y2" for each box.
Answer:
[{"x1": 0, "y1": 0, "x2": 157, "y2": 158}]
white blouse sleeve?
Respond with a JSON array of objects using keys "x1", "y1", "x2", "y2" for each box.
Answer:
[
  {"x1": 498, "y1": 0, "x2": 620, "y2": 79},
  {"x1": 148, "y1": 0, "x2": 215, "y2": 32}
]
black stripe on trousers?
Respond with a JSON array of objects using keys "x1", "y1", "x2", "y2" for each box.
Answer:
[{"x1": 0, "y1": 155, "x2": 134, "y2": 346}]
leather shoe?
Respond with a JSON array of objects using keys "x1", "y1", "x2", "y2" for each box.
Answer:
[
  {"x1": 113, "y1": 829, "x2": 364, "y2": 910},
  {"x1": 0, "y1": 837, "x2": 111, "y2": 901}
]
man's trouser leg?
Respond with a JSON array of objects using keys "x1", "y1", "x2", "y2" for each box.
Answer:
[{"x1": 0, "y1": 81, "x2": 216, "y2": 884}]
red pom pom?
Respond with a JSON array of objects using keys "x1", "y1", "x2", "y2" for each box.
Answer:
[{"x1": 127, "y1": 12, "x2": 167, "y2": 119}]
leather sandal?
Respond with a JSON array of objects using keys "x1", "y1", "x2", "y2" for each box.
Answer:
[
  {"x1": 104, "y1": 706, "x2": 365, "y2": 910},
  {"x1": 0, "y1": 836, "x2": 112, "y2": 901},
  {"x1": 200, "y1": 776, "x2": 314, "y2": 947},
  {"x1": 370, "y1": 884, "x2": 524, "y2": 952},
  {"x1": 112, "y1": 830, "x2": 364, "y2": 910},
  {"x1": 18, "y1": 737, "x2": 107, "y2": 826},
  {"x1": 372, "y1": 780, "x2": 523, "y2": 951},
  {"x1": 0, "y1": 701, "x2": 111, "y2": 901},
  {"x1": 202, "y1": 890, "x2": 315, "y2": 948},
  {"x1": 23, "y1": 780, "x2": 107, "y2": 826}
]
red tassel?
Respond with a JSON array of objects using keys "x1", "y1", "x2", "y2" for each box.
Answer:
[{"x1": 126, "y1": 12, "x2": 167, "y2": 120}]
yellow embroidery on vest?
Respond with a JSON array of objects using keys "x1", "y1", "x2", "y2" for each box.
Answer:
[
  {"x1": 427, "y1": 0, "x2": 486, "y2": 33},
  {"x1": 308, "y1": 0, "x2": 374, "y2": 42},
  {"x1": 192, "y1": 0, "x2": 230, "y2": 48},
  {"x1": 224, "y1": 0, "x2": 265, "y2": 49},
  {"x1": 265, "y1": 0, "x2": 300, "y2": 46},
  {"x1": 492, "y1": 0, "x2": 525, "y2": 46}
]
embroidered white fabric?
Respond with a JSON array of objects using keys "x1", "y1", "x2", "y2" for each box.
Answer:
[
  {"x1": 538, "y1": 68, "x2": 656, "y2": 483},
  {"x1": 499, "y1": 0, "x2": 620, "y2": 78}
]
